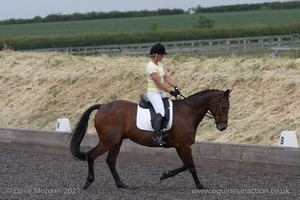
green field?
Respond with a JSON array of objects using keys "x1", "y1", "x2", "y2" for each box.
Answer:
[{"x1": 0, "y1": 9, "x2": 300, "y2": 37}]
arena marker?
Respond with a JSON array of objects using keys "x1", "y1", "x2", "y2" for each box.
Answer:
[
  {"x1": 55, "y1": 118, "x2": 71, "y2": 132},
  {"x1": 279, "y1": 131, "x2": 299, "y2": 148}
]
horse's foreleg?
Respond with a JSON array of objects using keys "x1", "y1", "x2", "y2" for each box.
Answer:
[
  {"x1": 189, "y1": 166, "x2": 205, "y2": 189},
  {"x1": 160, "y1": 165, "x2": 188, "y2": 180},
  {"x1": 106, "y1": 141, "x2": 128, "y2": 189},
  {"x1": 175, "y1": 145, "x2": 205, "y2": 189}
]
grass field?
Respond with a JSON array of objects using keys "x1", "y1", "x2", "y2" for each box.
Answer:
[{"x1": 0, "y1": 9, "x2": 300, "y2": 37}]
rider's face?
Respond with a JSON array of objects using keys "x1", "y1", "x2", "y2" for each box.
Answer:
[{"x1": 156, "y1": 54, "x2": 164, "y2": 61}]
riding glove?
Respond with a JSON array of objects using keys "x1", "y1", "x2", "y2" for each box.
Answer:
[
  {"x1": 174, "y1": 86, "x2": 181, "y2": 95},
  {"x1": 170, "y1": 90, "x2": 178, "y2": 98}
]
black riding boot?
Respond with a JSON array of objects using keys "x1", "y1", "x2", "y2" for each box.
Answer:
[{"x1": 152, "y1": 113, "x2": 166, "y2": 146}]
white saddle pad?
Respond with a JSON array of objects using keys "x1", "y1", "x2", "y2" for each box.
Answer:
[{"x1": 136, "y1": 99, "x2": 173, "y2": 131}]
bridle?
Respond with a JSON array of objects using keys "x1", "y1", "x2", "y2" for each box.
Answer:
[
  {"x1": 210, "y1": 91, "x2": 228, "y2": 125},
  {"x1": 177, "y1": 91, "x2": 228, "y2": 125}
]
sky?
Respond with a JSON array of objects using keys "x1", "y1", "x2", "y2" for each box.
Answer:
[{"x1": 0, "y1": 0, "x2": 288, "y2": 20}]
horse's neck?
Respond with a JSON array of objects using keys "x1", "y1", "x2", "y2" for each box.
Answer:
[
  {"x1": 183, "y1": 92, "x2": 216, "y2": 125},
  {"x1": 185, "y1": 93, "x2": 211, "y2": 111}
]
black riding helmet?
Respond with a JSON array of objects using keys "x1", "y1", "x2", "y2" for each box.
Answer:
[{"x1": 150, "y1": 43, "x2": 167, "y2": 55}]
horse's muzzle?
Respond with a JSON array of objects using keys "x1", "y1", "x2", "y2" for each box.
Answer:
[{"x1": 216, "y1": 123, "x2": 227, "y2": 131}]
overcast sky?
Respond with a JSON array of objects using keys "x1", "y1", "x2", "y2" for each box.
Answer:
[{"x1": 0, "y1": 0, "x2": 287, "y2": 20}]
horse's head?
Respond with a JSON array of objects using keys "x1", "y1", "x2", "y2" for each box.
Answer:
[{"x1": 209, "y1": 89, "x2": 231, "y2": 131}]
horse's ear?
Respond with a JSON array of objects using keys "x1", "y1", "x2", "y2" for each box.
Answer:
[{"x1": 224, "y1": 89, "x2": 232, "y2": 97}]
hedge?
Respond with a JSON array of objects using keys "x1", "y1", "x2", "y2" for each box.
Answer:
[{"x1": 1, "y1": 23, "x2": 300, "y2": 51}]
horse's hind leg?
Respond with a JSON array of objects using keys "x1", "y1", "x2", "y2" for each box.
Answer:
[
  {"x1": 83, "y1": 144, "x2": 109, "y2": 190},
  {"x1": 106, "y1": 141, "x2": 128, "y2": 189}
]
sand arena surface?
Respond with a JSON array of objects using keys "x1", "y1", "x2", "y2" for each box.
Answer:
[
  {"x1": 0, "y1": 51, "x2": 299, "y2": 145},
  {"x1": 1, "y1": 148, "x2": 299, "y2": 199}
]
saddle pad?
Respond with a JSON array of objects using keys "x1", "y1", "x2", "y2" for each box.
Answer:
[{"x1": 136, "y1": 99, "x2": 173, "y2": 131}]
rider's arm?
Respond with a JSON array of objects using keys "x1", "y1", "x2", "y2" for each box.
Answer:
[
  {"x1": 150, "y1": 72, "x2": 171, "y2": 93},
  {"x1": 164, "y1": 73, "x2": 176, "y2": 88}
]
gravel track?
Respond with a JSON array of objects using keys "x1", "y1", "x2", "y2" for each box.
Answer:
[{"x1": 0, "y1": 148, "x2": 299, "y2": 200}]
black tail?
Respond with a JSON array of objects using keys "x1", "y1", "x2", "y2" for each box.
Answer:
[{"x1": 70, "y1": 104, "x2": 101, "y2": 161}]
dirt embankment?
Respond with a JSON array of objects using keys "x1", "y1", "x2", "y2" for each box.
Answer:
[{"x1": 0, "y1": 51, "x2": 299, "y2": 145}]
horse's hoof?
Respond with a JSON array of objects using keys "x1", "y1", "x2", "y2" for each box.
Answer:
[
  {"x1": 197, "y1": 184, "x2": 207, "y2": 190},
  {"x1": 82, "y1": 180, "x2": 92, "y2": 190},
  {"x1": 160, "y1": 172, "x2": 168, "y2": 180},
  {"x1": 117, "y1": 183, "x2": 129, "y2": 189}
]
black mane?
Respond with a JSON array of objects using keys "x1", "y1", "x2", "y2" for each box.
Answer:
[
  {"x1": 174, "y1": 89, "x2": 220, "y2": 102},
  {"x1": 187, "y1": 89, "x2": 220, "y2": 98}
]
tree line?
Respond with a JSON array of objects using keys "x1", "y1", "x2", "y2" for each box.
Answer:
[
  {"x1": 0, "y1": 9, "x2": 184, "y2": 25},
  {"x1": 194, "y1": 1, "x2": 300, "y2": 13},
  {"x1": 1, "y1": 1, "x2": 299, "y2": 25}
]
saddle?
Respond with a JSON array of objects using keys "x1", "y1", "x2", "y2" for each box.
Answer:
[
  {"x1": 137, "y1": 94, "x2": 172, "y2": 147},
  {"x1": 138, "y1": 94, "x2": 170, "y2": 129}
]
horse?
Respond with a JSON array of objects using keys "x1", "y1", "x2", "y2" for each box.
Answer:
[{"x1": 70, "y1": 89, "x2": 231, "y2": 190}]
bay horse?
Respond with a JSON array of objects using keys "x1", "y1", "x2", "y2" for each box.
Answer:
[{"x1": 70, "y1": 89, "x2": 231, "y2": 190}]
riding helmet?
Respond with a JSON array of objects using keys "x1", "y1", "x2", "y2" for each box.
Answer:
[{"x1": 150, "y1": 43, "x2": 167, "y2": 55}]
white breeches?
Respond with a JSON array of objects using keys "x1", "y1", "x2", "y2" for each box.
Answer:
[{"x1": 147, "y1": 91, "x2": 167, "y2": 117}]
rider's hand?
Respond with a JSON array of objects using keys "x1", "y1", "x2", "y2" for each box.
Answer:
[
  {"x1": 174, "y1": 86, "x2": 180, "y2": 95},
  {"x1": 169, "y1": 90, "x2": 178, "y2": 98}
]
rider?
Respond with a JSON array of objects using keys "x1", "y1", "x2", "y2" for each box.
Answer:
[{"x1": 146, "y1": 43, "x2": 180, "y2": 146}]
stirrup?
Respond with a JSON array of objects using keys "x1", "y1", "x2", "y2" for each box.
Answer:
[{"x1": 152, "y1": 136, "x2": 166, "y2": 146}]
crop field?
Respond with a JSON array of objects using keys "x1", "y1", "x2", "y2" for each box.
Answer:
[{"x1": 0, "y1": 9, "x2": 300, "y2": 37}]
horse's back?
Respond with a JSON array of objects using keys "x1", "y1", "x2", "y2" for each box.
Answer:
[
  {"x1": 97, "y1": 100, "x2": 136, "y2": 115},
  {"x1": 93, "y1": 100, "x2": 139, "y2": 143}
]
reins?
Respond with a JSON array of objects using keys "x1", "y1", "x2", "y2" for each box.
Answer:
[
  {"x1": 175, "y1": 93, "x2": 187, "y2": 100},
  {"x1": 174, "y1": 93, "x2": 214, "y2": 119}
]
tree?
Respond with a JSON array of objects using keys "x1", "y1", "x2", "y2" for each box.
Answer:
[
  {"x1": 33, "y1": 16, "x2": 42, "y2": 23},
  {"x1": 149, "y1": 22, "x2": 158, "y2": 31},
  {"x1": 193, "y1": 15, "x2": 214, "y2": 28}
]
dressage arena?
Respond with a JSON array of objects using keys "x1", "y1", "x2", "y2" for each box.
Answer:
[
  {"x1": 1, "y1": 52, "x2": 300, "y2": 199},
  {"x1": 1, "y1": 148, "x2": 299, "y2": 199},
  {"x1": 1, "y1": 129, "x2": 300, "y2": 199}
]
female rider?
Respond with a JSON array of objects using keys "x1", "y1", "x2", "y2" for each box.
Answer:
[{"x1": 146, "y1": 43, "x2": 180, "y2": 145}]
